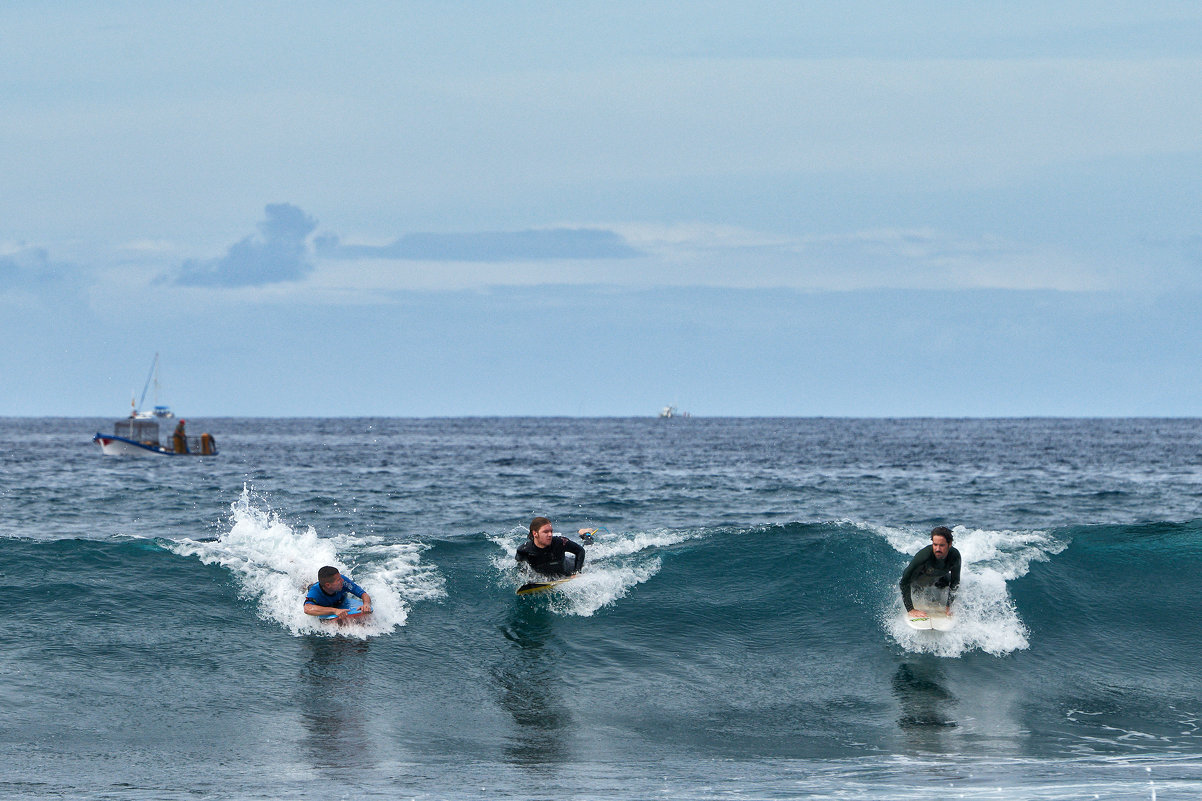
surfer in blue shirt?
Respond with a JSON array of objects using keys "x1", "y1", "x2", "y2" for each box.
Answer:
[
  {"x1": 516, "y1": 517, "x2": 587, "y2": 578},
  {"x1": 303, "y1": 566, "x2": 373, "y2": 620},
  {"x1": 900, "y1": 526, "x2": 961, "y2": 618}
]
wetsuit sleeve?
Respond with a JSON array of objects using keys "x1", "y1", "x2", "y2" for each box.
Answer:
[
  {"x1": 515, "y1": 544, "x2": 530, "y2": 565},
  {"x1": 899, "y1": 546, "x2": 931, "y2": 611},
  {"x1": 342, "y1": 576, "x2": 367, "y2": 598},
  {"x1": 947, "y1": 549, "x2": 962, "y2": 606},
  {"x1": 564, "y1": 538, "x2": 585, "y2": 573},
  {"x1": 303, "y1": 584, "x2": 320, "y2": 605}
]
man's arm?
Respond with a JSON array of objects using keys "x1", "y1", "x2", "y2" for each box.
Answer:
[
  {"x1": 304, "y1": 601, "x2": 349, "y2": 618},
  {"x1": 565, "y1": 538, "x2": 585, "y2": 573},
  {"x1": 899, "y1": 548, "x2": 928, "y2": 612},
  {"x1": 945, "y1": 551, "x2": 962, "y2": 609}
]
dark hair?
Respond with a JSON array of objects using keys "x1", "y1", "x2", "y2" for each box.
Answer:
[
  {"x1": 318, "y1": 565, "x2": 341, "y2": 583},
  {"x1": 930, "y1": 526, "x2": 953, "y2": 544},
  {"x1": 529, "y1": 517, "x2": 551, "y2": 539}
]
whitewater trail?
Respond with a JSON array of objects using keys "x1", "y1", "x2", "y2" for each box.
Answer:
[
  {"x1": 491, "y1": 526, "x2": 702, "y2": 617},
  {"x1": 170, "y1": 487, "x2": 445, "y2": 638}
]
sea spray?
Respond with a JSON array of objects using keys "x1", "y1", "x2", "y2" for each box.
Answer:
[
  {"x1": 882, "y1": 525, "x2": 1066, "y2": 657},
  {"x1": 171, "y1": 486, "x2": 444, "y2": 637},
  {"x1": 491, "y1": 526, "x2": 699, "y2": 616}
]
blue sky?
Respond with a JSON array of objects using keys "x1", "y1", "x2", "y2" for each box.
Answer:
[{"x1": 3, "y1": 2, "x2": 1201, "y2": 416}]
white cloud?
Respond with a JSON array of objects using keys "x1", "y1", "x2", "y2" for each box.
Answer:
[
  {"x1": 119, "y1": 239, "x2": 179, "y2": 255},
  {"x1": 608, "y1": 223, "x2": 1113, "y2": 292}
]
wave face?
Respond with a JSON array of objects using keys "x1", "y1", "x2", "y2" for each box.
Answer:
[{"x1": 3, "y1": 417, "x2": 1202, "y2": 799}]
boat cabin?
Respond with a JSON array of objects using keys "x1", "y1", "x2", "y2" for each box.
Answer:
[{"x1": 114, "y1": 418, "x2": 164, "y2": 447}]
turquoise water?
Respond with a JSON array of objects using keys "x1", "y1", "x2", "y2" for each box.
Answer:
[{"x1": 2, "y1": 417, "x2": 1201, "y2": 799}]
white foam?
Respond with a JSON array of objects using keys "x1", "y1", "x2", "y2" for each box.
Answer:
[
  {"x1": 493, "y1": 526, "x2": 692, "y2": 616},
  {"x1": 879, "y1": 525, "x2": 1065, "y2": 657},
  {"x1": 170, "y1": 487, "x2": 444, "y2": 638}
]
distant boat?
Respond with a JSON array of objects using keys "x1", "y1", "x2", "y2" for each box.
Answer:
[
  {"x1": 92, "y1": 354, "x2": 217, "y2": 456},
  {"x1": 659, "y1": 405, "x2": 677, "y2": 418},
  {"x1": 133, "y1": 405, "x2": 174, "y2": 420},
  {"x1": 129, "y1": 353, "x2": 174, "y2": 419}
]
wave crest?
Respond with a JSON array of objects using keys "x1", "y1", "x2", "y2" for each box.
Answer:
[
  {"x1": 170, "y1": 486, "x2": 444, "y2": 637},
  {"x1": 879, "y1": 525, "x2": 1066, "y2": 657}
]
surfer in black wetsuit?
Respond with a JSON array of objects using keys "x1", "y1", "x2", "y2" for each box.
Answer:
[
  {"x1": 900, "y1": 526, "x2": 961, "y2": 618},
  {"x1": 516, "y1": 517, "x2": 586, "y2": 578}
]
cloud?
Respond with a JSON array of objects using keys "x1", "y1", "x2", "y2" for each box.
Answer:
[
  {"x1": 314, "y1": 227, "x2": 641, "y2": 262},
  {"x1": 609, "y1": 223, "x2": 1113, "y2": 292},
  {"x1": 0, "y1": 246, "x2": 67, "y2": 291},
  {"x1": 173, "y1": 203, "x2": 317, "y2": 287}
]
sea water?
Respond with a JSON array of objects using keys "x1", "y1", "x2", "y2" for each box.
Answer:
[{"x1": 2, "y1": 417, "x2": 1201, "y2": 799}]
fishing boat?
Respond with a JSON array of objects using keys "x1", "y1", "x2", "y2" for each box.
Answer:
[
  {"x1": 92, "y1": 355, "x2": 218, "y2": 456},
  {"x1": 93, "y1": 416, "x2": 217, "y2": 456}
]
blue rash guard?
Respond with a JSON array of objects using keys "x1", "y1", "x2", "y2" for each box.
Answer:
[{"x1": 304, "y1": 574, "x2": 367, "y2": 609}]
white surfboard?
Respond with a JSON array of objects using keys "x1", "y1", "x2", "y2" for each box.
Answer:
[{"x1": 906, "y1": 607, "x2": 956, "y2": 631}]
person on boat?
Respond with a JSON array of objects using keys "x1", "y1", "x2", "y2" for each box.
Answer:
[
  {"x1": 899, "y1": 526, "x2": 961, "y2": 618},
  {"x1": 172, "y1": 419, "x2": 188, "y2": 454},
  {"x1": 303, "y1": 566, "x2": 373, "y2": 620},
  {"x1": 515, "y1": 517, "x2": 587, "y2": 578}
]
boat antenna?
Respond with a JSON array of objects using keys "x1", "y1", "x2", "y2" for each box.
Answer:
[{"x1": 137, "y1": 353, "x2": 159, "y2": 412}]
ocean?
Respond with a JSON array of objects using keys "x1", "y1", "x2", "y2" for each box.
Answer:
[{"x1": 2, "y1": 416, "x2": 1200, "y2": 800}]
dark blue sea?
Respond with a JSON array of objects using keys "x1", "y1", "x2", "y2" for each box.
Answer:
[{"x1": 3, "y1": 417, "x2": 1201, "y2": 800}]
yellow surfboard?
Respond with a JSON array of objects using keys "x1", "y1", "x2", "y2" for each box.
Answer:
[{"x1": 516, "y1": 574, "x2": 578, "y2": 595}]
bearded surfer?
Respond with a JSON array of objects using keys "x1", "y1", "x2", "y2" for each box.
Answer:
[{"x1": 900, "y1": 526, "x2": 961, "y2": 618}]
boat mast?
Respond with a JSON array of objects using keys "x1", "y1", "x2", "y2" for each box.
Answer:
[{"x1": 137, "y1": 353, "x2": 159, "y2": 415}]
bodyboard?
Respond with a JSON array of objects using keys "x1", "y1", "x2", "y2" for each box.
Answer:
[
  {"x1": 516, "y1": 574, "x2": 578, "y2": 596},
  {"x1": 319, "y1": 596, "x2": 367, "y2": 622}
]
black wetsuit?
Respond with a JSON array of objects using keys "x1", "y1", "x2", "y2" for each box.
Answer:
[
  {"x1": 899, "y1": 544, "x2": 961, "y2": 611},
  {"x1": 515, "y1": 535, "x2": 585, "y2": 578}
]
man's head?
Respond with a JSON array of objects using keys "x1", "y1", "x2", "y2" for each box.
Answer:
[
  {"x1": 930, "y1": 526, "x2": 953, "y2": 558},
  {"x1": 317, "y1": 565, "x2": 343, "y2": 593},
  {"x1": 529, "y1": 517, "x2": 553, "y2": 548}
]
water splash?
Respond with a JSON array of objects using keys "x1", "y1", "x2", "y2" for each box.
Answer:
[
  {"x1": 170, "y1": 486, "x2": 444, "y2": 637},
  {"x1": 879, "y1": 524, "x2": 1066, "y2": 657},
  {"x1": 491, "y1": 526, "x2": 698, "y2": 616}
]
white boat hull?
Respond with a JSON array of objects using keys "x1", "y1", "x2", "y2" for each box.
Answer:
[{"x1": 93, "y1": 434, "x2": 169, "y2": 456}]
